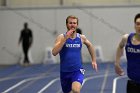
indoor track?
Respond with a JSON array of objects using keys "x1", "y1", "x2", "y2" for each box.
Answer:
[{"x1": 0, "y1": 62, "x2": 127, "y2": 93}]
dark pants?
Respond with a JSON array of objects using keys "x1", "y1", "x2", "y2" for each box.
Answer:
[
  {"x1": 127, "y1": 80, "x2": 140, "y2": 93},
  {"x1": 22, "y1": 43, "x2": 30, "y2": 63}
]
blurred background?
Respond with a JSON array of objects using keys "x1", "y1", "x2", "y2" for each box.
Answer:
[
  {"x1": 0, "y1": 0, "x2": 140, "y2": 64},
  {"x1": 0, "y1": 1, "x2": 140, "y2": 93}
]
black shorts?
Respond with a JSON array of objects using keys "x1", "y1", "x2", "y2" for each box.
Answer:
[{"x1": 127, "y1": 80, "x2": 140, "y2": 93}]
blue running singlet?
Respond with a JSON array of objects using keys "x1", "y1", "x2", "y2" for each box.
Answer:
[
  {"x1": 59, "y1": 33, "x2": 82, "y2": 72},
  {"x1": 125, "y1": 33, "x2": 140, "y2": 84}
]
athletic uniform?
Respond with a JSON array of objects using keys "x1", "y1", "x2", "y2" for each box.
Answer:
[
  {"x1": 125, "y1": 33, "x2": 140, "y2": 93},
  {"x1": 59, "y1": 33, "x2": 84, "y2": 93}
]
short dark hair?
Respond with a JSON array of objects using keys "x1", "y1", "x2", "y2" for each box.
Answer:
[
  {"x1": 24, "y1": 22, "x2": 28, "y2": 28},
  {"x1": 134, "y1": 13, "x2": 140, "y2": 23},
  {"x1": 76, "y1": 28, "x2": 82, "y2": 34}
]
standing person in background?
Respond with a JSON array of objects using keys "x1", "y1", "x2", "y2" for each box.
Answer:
[
  {"x1": 18, "y1": 22, "x2": 33, "y2": 65},
  {"x1": 115, "y1": 13, "x2": 140, "y2": 93},
  {"x1": 76, "y1": 28, "x2": 82, "y2": 34},
  {"x1": 52, "y1": 15, "x2": 97, "y2": 93}
]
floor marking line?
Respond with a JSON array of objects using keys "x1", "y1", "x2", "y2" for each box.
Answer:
[
  {"x1": 1, "y1": 65, "x2": 58, "y2": 92},
  {"x1": 14, "y1": 66, "x2": 58, "y2": 93},
  {"x1": 38, "y1": 78, "x2": 60, "y2": 93},
  {"x1": 2, "y1": 79, "x2": 27, "y2": 93},
  {"x1": 112, "y1": 75, "x2": 127, "y2": 93},
  {"x1": 2, "y1": 75, "x2": 49, "y2": 93},
  {"x1": 56, "y1": 88, "x2": 62, "y2": 93},
  {"x1": 82, "y1": 73, "x2": 115, "y2": 86},
  {"x1": 100, "y1": 65, "x2": 110, "y2": 93}
]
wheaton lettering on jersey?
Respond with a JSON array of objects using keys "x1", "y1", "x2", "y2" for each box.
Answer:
[
  {"x1": 127, "y1": 47, "x2": 140, "y2": 53},
  {"x1": 66, "y1": 43, "x2": 80, "y2": 48}
]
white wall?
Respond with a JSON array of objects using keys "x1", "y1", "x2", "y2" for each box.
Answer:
[
  {"x1": 6, "y1": 0, "x2": 60, "y2": 7},
  {"x1": 0, "y1": 5, "x2": 140, "y2": 64},
  {"x1": 4, "y1": 0, "x2": 140, "y2": 7}
]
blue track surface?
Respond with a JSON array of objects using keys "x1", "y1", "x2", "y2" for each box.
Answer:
[{"x1": 0, "y1": 62, "x2": 127, "y2": 93}]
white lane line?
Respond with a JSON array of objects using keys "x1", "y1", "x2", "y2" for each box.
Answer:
[
  {"x1": 2, "y1": 76, "x2": 47, "y2": 93},
  {"x1": 112, "y1": 75, "x2": 127, "y2": 93},
  {"x1": 100, "y1": 66, "x2": 109, "y2": 93},
  {"x1": 0, "y1": 65, "x2": 58, "y2": 82},
  {"x1": 2, "y1": 79, "x2": 27, "y2": 93},
  {"x1": 38, "y1": 78, "x2": 60, "y2": 93},
  {"x1": 2, "y1": 65, "x2": 58, "y2": 93},
  {"x1": 56, "y1": 88, "x2": 62, "y2": 93},
  {"x1": 0, "y1": 73, "x2": 46, "y2": 82},
  {"x1": 82, "y1": 73, "x2": 115, "y2": 86}
]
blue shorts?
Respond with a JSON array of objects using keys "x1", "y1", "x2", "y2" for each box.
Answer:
[{"x1": 60, "y1": 69, "x2": 85, "y2": 93}]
